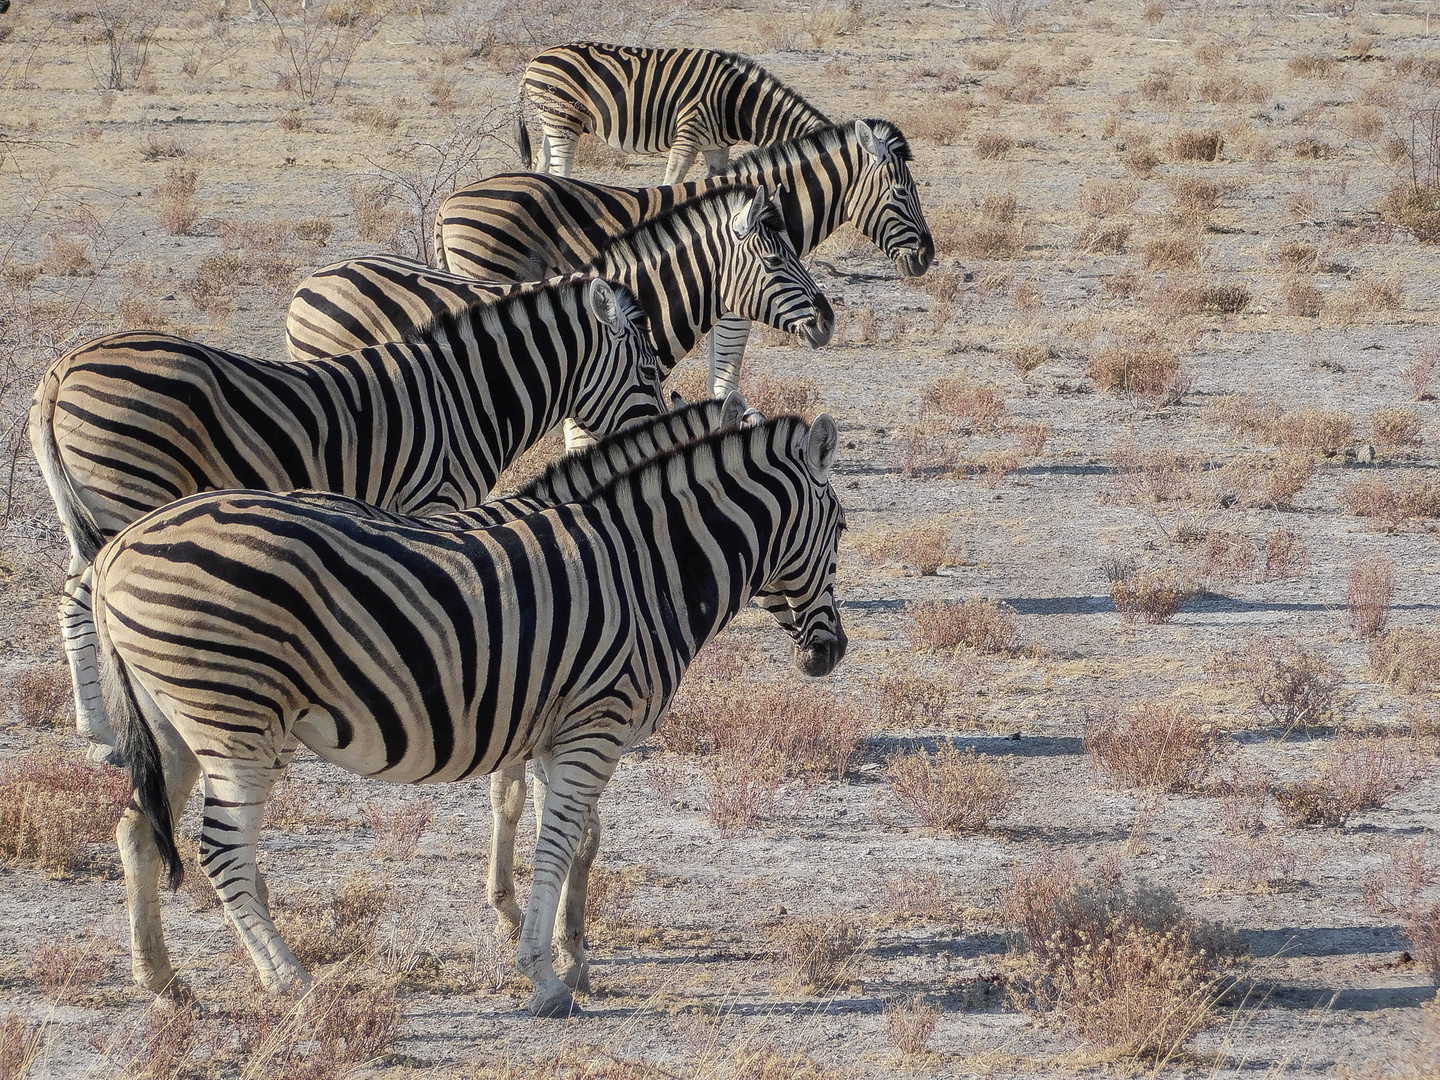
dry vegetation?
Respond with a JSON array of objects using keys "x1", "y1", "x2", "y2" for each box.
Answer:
[{"x1": 2, "y1": 0, "x2": 1439, "y2": 1074}]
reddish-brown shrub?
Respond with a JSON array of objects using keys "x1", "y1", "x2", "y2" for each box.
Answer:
[
  {"x1": 0, "y1": 742, "x2": 131, "y2": 876},
  {"x1": 1084, "y1": 704, "x2": 1223, "y2": 791},
  {"x1": 906, "y1": 598, "x2": 1018, "y2": 653},
  {"x1": 1347, "y1": 556, "x2": 1396, "y2": 637},
  {"x1": 887, "y1": 745, "x2": 1015, "y2": 831}
]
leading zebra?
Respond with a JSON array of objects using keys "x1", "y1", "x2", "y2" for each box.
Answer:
[
  {"x1": 435, "y1": 119, "x2": 932, "y2": 396},
  {"x1": 31, "y1": 277, "x2": 664, "y2": 763},
  {"x1": 95, "y1": 413, "x2": 847, "y2": 1017},
  {"x1": 519, "y1": 42, "x2": 831, "y2": 182}
]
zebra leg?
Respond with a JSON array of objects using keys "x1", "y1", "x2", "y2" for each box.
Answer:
[
  {"x1": 663, "y1": 138, "x2": 701, "y2": 184},
  {"x1": 707, "y1": 314, "x2": 752, "y2": 398},
  {"x1": 61, "y1": 560, "x2": 121, "y2": 764},
  {"x1": 540, "y1": 129, "x2": 578, "y2": 177},
  {"x1": 554, "y1": 806, "x2": 600, "y2": 994},
  {"x1": 488, "y1": 759, "x2": 528, "y2": 943},
  {"x1": 563, "y1": 418, "x2": 598, "y2": 453},
  {"x1": 198, "y1": 764, "x2": 308, "y2": 992},
  {"x1": 702, "y1": 147, "x2": 729, "y2": 176},
  {"x1": 516, "y1": 752, "x2": 615, "y2": 1017},
  {"x1": 118, "y1": 705, "x2": 201, "y2": 997}
]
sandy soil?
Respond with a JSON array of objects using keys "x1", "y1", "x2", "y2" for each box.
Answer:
[{"x1": 1, "y1": 0, "x2": 1439, "y2": 1076}]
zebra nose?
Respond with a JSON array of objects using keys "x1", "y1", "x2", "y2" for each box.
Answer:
[
  {"x1": 898, "y1": 236, "x2": 934, "y2": 277},
  {"x1": 794, "y1": 623, "x2": 846, "y2": 677},
  {"x1": 800, "y1": 293, "x2": 834, "y2": 348}
]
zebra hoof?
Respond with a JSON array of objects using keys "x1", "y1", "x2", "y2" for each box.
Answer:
[
  {"x1": 527, "y1": 986, "x2": 579, "y2": 1018},
  {"x1": 557, "y1": 960, "x2": 591, "y2": 994},
  {"x1": 86, "y1": 741, "x2": 127, "y2": 769}
]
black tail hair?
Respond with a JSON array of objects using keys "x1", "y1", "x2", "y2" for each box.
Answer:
[
  {"x1": 516, "y1": 116, "x2": 533, "y2": 171},
  {"x1": 100, "y1": 606, "x2": 183, "y2": 891}
]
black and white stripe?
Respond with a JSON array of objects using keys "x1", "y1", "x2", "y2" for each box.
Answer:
[
  {"x1": 96, "y1": 413, "x2": 847, "y2": 1017},
  {"x1": 31, "y1": 277, "x2": 664, "y2": 763},
  {"x1": 288, "y1": 186, "x2": 836, "y2": 407},
  {"x1": 519, "y1": 42, "x2": 831, "y2": 182},
  {"x1": 436, "y1": 119, "x2": 933, "y2": 394}
]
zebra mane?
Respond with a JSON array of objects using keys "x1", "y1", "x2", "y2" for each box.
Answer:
[
  {"x1": 399, "y1": 271, "x2": 648, "y2": 345},
  {"x1": 711, "y1": 48, "x2": 829, "y2": 121},
  {"x1": 511, "y1": 397, "x2": 732, "y2": 501},
  {"x1": 729, "y1": 118, "x2": 914, "y2": 171},
  {"x1": 590, "y1": 185, "x2": 785, "y2": 268}
]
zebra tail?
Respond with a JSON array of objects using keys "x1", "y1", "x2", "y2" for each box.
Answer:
[
  {"x1": 431, "y1": 202, "x2": 450, "y2": 271},
  {"x1": 95, "y1": 591, "x2": 183, "y2": 891},
  {"x1": 516, "y1": 113, "x2": 533, "y2": 171},
  {"x1": 28, "y1": 366, "x2": 105, "y2": 562}
]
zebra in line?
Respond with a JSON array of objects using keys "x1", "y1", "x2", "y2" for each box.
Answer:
[
  {"x1": 277, "y1": 391, "x2": 760, "y2": 991},
  {"x1": 31, "y1": 277, "x2": 664, "y2": 764},
  {"x1": 286, "y1": 185, "x2": 835, "y2": 445},
  {"x1": 435, "y1": 119, "x2": 933, "y2": 396},
  {"x1": 96, "y1": 413, "x2": 847, "y2": 1017},
  {"x1": 518, "y1": 42, "x2": 831, "y2": 183}
]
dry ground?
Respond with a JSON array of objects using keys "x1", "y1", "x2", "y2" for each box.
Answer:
[{"x1": 2, "y1": 0, "x2": 1440, "y2": 1076}]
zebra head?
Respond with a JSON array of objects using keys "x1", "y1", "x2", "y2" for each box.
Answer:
[
  {"x1": 722, "y1": 186, "x2": 835, "y2": 349},
  {"x1": 755, "y1": 414, "x2": 848, "y2": 678},
  {"x1": 849, "y1": 120, "x2": 934, "y2": 278},
  {"x1": 569, "y1": 279, "x2": 667, "y2": 439}
]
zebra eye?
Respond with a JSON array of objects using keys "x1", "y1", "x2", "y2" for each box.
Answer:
[{"x1": 761, "y1": 253, "x2": 785, "y2": 271}]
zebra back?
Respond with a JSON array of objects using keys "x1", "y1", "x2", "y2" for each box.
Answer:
[{"x1": 34, "y1": 276, "x2": 664, "y2": 554}]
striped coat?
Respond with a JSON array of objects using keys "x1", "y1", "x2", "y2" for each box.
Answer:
[
  {"x1": 520, "y1": 42, "x2": 831, "y2": 182},
  {"x1": 96, "y1": 413, "x2": 846, "y2": 1017},
  {"x1": 32, "y1": 277, "x2": 663, "y2": 761}
]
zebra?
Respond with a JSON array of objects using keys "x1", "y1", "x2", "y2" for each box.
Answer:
[
  {"x1": 265, "y1": 390, "x2": 760, "y2": 989},
  {"x1": 519, "y1": 42, "x2": 831, "y2": 183},
  {"x1": 95, "y1": 412, "x2": 847, "y2": 1017},
  {"x1": 435, "y1": 119, "x2": 933, "y2": 396},
  {"x1": 286, "y1": 185, "x2": 834, "y2": 445},
  {"x1": 30, "y1": 277, "x2": 664, "y2": 765}
]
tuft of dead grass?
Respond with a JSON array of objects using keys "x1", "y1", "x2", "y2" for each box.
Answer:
[
  {"x1": 8, "y1": 668, "x2": 71, "y2": 727},
  {"x1": 1369, "y1": 627, "x2": 1440, "y2": 693},
  {"x1": 1347, "y1": 556, "x2": 1396, "y2": 637},
  {"x1": 905, "y1": 598, "x2": 1018, "y2": 654},
  {"x1": 1275, "y1": 735, "x2": 1425, "y2": 827},
  {"x1": 1109, "y1": 565, "x2": 1188, "y2": 624},
  {"x1": 0, "y1": 741, "x2": 131, "y2": 877},
  {"x1": 769, "y1": 916, "x2": 864, "y2": 994},
  {"x1": 973, "y1": 132, "x2": 1014, "y2": 161},
  {"x1": 885, "y1": 995, "x2": 941, "y2": 1057},
  {"x1": 1167, "y1": 130, "x2": 1223, "y2": 162},
  {"x1": 273, "y1": 876, "x2": 392, "y2": 967},
  {"x1": 1142, "y1": 233, "x2": 1202, "y2": 270},
  {"x1": 924, "y1": 374, "x2": 1007, "y2": 430},
  {"x1": 25, "y1": 938, "x2": 110, "y2": 1006},
  {"x1": 1087, "y1": 334, "x2": 1191, "y2": 405},
  {"x1": 887, "y1": 745, "x2": 1015, "y2": 831},
  {"x1": 1084, "y1": 703, "x2": 1223, "y2": 791},
  {"x1": 1378, "y1": 183, "x2": 1440, "y2": 243},
  {"x1": 154, "y1": 166, "x2": 200, "y2": 236},
  {"x1": 1210, "y1": 638, "x2": 1340, "y2": 732}
]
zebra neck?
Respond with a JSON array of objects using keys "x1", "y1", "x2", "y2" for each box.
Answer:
[
  {"x1": 598, "y1": 248, "x2": 717, "y2": 372},
  {"x1": 730, "y1": 140, "x2": 857, "y2": 257},
  {"x1": 731, "y1": 70, "x2": 828, "y2": 147}
]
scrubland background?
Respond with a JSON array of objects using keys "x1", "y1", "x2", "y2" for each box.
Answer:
[{"x1": 1, "y1": 0, "x2": 1440, "y2": 1076}]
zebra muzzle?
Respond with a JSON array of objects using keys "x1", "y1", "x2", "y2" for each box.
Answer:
[
  {"x1": 896, "y1": 240, "x2": 934, "y2": 278},
  {"x1": 798, "y1": 293, "x2": 835, "y2": 349},
  {"x1": 794, "y1": 623, "x2": 846, "y2": 677}
]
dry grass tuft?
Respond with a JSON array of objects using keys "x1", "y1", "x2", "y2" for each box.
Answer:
[
  {"x1": 26, "y1": 938, "x2": 110, "y2": 1006},
  {"x1": 1287, "y1": 52, "x2": 1335, "y2": 78},
  {"x1": 1078, "y1": 180, "x2": 1140, "y2": 218},
  {"x1": 1275, "y1": 735, "x2": 1425, "y2": 827},
  {"x1": 1370, "y1": 406, "x2": 1423, "y2": 449},
  {"x1": 1123, "y1": 147, "x2": 1160, "y2": 177},
  {"x1": 1167, "y1": 130, "x2": 1223, "y2": 162},
  {"x1": 8, "y1": 668, "x2": 71, "y2": 727},
  {"x1": 885, "y1": 995, "x2": 941, "y2": 1057},
  {"x1": 363, "y1": 798, "x2": 434, "y2": 861},
  {"x1": 154, "y1": 165, "x2": 201, "y2": 236},
  {"x1": 1087, "y1": 334, "x2": 1191, "y2": 405},
  {"x1": 1282, "y1": 276, "x2": 1324, "y2": 316},
  {"x1": 874, "y1": 667, "x2": 959, "y2": 728},
  {"x1": 1404, "y1": 343, "x2": 1438, "y2": 401},
  {"x1": 769, "y1": 916, "x2": 864, "y2": 993},
  {"x1": 1339, "y1": 475, "x2": 1440, "y2": 531},
  {"x1": 1210, "y1": 638, "x2": 1340, "y2": 732},
  {"x1": 901, "y1": 96, "x2": 973, "y2": 146},
  {"x1": 1275, "y1": 408, "x2": 1354, "y2": 457},
  {"x1": 872, "y1": 867, "x2": 966, "y2": 925},
  {"x1": 1347, "y1": 556, "x2": 1396, "y2": 638},
  {"x1": 274, "y1": 876, "x2": 392, "y2": 966},
  {"x1": 0, "y1": 741, "x2": 131, "y2": 876},
  {"x1": 1369, "y1": 627, "x2": 1440, "y2": 693},
  {"x1": 1378, "y1": 183, "x2": 1440, "y2": 243},
  {"x1": 1005, "y1": 858, "x2": 1240, "y2": 1059},
  {"x1": 744, "y1": 370, "x2": 821, "y2": 418},
  {"x1": 1109, "y1": 565, "x2": 1188, "y2": 624},
  {"x1": 887, "y1": 745, "x2": 1015, "y2": 831},
  {"x1": 854, "y1": 522, "x2": 964, "y2": 575},
  {"x1": 906, "y1": 598, "x2": 1018, "y2": 654},
  {"x1": 924, "y1": 374, "x2": 1007, "y2": 430},
  {"x1": 1085, "y1": 703, "x2": 1223, "y2": 791},
  {"x1": 973, "y1": 132, "x2": 1015, "y2": 161}
]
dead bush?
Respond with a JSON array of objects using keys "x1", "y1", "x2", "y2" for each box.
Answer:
[
  {"x1": 1204, "y1": 833, "x2": 1309, "y2": 893},
  {"x1": 0, "y1": 741, "x2": 131, "y2": 876},
  {"x1": 875, "y1": 668, "x2": 957, "y2": 728},
  {"x1": 743, "y1": 371, "x2": 821, "y2": 418},
  {"x1": 1276, "y1": 408, "x2": 1354, "y2": 457},
  {"x1": 1262, "y1": 527, "x2": 1310, "y2": 579},
  {"x1": 855, "y1": 523, "x2": 963, "y2": 575},
  {"x1": 179, "y1": 251, "x2": 243, "y2": 321},
  {"x1": 1078, "y1": 180, "x2": 1140, "y2": 217},
  {"x1": 1170, "y1": 175, "x2": 1222, "y2": 222},
  {"x1": 885, "y1": 995, "x2": 940, "y2": 1057},
  {"x1": 154, "y1": 166, "x2": 200, "y2": 236},
  {"x1": 1005, "y1": 857, "x2": 1239, "y2": 1059},
  {"x1": 1123, "y1": 148, "x2": 1160, "y2": 177},
  {"x1": 363, "y1": 798, "x2": 434, "y2": 861},
  {"x1": 1275, "y1": 735, "x2": 1425, "y2": 827},
  {"x1": 1198, "y1": 529, "x2": 1256, "y2": 583},
  {"x1": 1404, "y1": 343, "x2": 1438, "y2": 400},
  {"x1": 887, "y1": 745, "x2": 1015, "y2": 831},
  {"x1": 1407, "y1": 904, "x2": 1440, "y2": 987},
  {"x1": 872, "y1": 867, "x2": 966, "y2": 925},
  {"x1": 1287, "y1": 52, "x2": 1335, "y2": 78},
  {"x1": 1074, "y1": 221, "x2": 1131, "y2": 253},
  {"x1": 924, "y1": 375, "x2": 1007, "y2": 430},
  {"x1": 973, "y1": 132, "x2": 1014, "y2": 160},
  {"x1": 769, "y1": 916, "x2": 864, "y2": 993},
  {"x1": 1294, "y1": 139, "x2": 1333, "y2": 160},
  {"x1": 0, "y1": 1013, "x2": 44, "y2": 1080},
  {"x1": 1207, "y1": 393, "x2": 1284, "y2": 440},
  {"x1": 1282, "y1": 276, "x2": 1324, "y2": 317},
  {"x1": 118, "y1": 294, "x2": 166, "y2": 330},
  {"x1": 1369, "y1": 627, "x2": 1440, "y2": 693},
  {"x1": 1210, "y1": 638, "x2": 1340, "y2": 732},
  {"x1": 959, "y1": 221, "x2": 1021, "y2": 258},
  {"x1": 1084, "y1": 703, "x2": 1222, "y2": 791},
  {"x1": 905, "y1": 598, "x2": 1018, "y2": 654},
  {"x1": 274, "y1": 876, "x2": 392, "y2": 966},
  {"x1": 1198, "y1": 75, "x2": 1268, "y2": 105},
  {"x1": 583, "y1": 864, "x2": 638, "y2": 946},
  {"x1": 1110, "y1": 566, "x2": 1187, "y2": 624},
  {"x1": 1167, "y1": 130, "x2": 1223, "y2": 162},
  {"x1": 268, "y1": 1, "x2": 382, "y2": 104},
  {"x1": 1340, "y1": 476, "x2": 1408, "y2": 531},
  {"x1": 1217, "y1": 764, "x2": 1273, "y2": 835},
  {"x1": 1017, "y1": 419, "x2": 1050, "y2": 456},
  {"x1": 901, "y1": 97, "x2": 973, "y2": 146},
  {"x1": 1378, "y1": 183, "x2": 1440, "y2": 243},
  {"x1": 1347, "y1": 556, "x2": 1396, "y2": 637},
  {"x1": 1142, "y1": 233, "x2": 1202, "y2": 270},
  {"x1": 25, "y1": 938, "x2": 110, "y2": 1006},
  {"x1": 1349, "y1": 278, "x2": 1405, "y2": 314},
  {"x1": 9, "y1": 668, "x2": 71, "y2": 726},
  {"x1": 1087, "y1": 336, "x2": 1191, "y2": 405},
  {"x1": 1213, "y1": 453, "x2": 1315, "y2": 510},
  {"x1": 1370, "y1": 406, "x2": 1423, "y2": 448},
  {"x1": 227, "y1": 978, "x2": 401, "y2": 1079}
]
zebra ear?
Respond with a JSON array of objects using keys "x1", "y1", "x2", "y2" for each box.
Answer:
[
  {"x1": 803, "y1": 414, "x2": 839, "y2": 481},
  {"x1": 733, "y1": 186, "x2": 770, "y2": 238},
  {"x1": 720, "y1": 390, "x2": 749, "y2": 426},
  {"x1": 586, "y1": 279, "x2": 625, "y2": 333},
  {"x1": 855, "y1": 119, "x2": 891, "y2": 163},
  {"x1": 669, "y1": 389, "x2": 687, "y2": 408}
]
